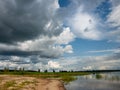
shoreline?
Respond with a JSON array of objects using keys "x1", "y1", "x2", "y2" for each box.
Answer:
[
  {"x1": 0, "y1": 75, "x2": 66, "y2": 90},
  {"x1": 35, "y1": 78, "x2": 66, "y2": 90}
]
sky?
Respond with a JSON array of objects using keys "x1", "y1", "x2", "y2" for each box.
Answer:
[{"x1": 0, "y1": 0, "x2": 120, "y2": 71}]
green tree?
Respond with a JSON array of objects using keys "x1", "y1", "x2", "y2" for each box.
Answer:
[
  {"x1": 38, "y1": 69, "x2": 40, "y2": 72},
  {"x1": 53, "y1": 69, "x2": 55, "y2": 73},
  {"x1": 44, "y1": 70, "x2": 48, "y2": 73}
]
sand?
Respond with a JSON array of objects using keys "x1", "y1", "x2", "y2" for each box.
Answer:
[
  {"x1": 0, "y1": 75, "x2": 66, "y2": 90},
  {"x1": 35, "y1": 79, "x2": 65, "y2": 90}
]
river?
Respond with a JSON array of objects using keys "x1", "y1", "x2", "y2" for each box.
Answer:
[{"x1": 65, "y1": 72, "x2": 120, "y2": 90}]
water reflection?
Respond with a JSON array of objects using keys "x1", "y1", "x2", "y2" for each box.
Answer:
[
  {"x1": 61, "y1": 76, "x2": 77, "y2": 85},
  {"x1": 65, "y1": 72, "x2": 120, "y2": 90}
]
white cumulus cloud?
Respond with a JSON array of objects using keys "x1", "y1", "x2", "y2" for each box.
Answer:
[
  {"x1": 67, "y1": 6, "x2": 102, "y2": 40},
  {"x1": 48, "y1": 61, "x2": 60, "y2": 68},
  {"x1": 56, "y1": 27, "x2": 75, "y2": 44}
]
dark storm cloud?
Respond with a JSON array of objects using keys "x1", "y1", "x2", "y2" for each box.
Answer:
[
  {"x1": 0, "y1": 49, "x2": 62, "y2": 58},
  {"x1": 0, "y1": 50, "x2": 41, "y2": 56},
  {"x1": 0, "y1": 0, "x2": 61, "y2": 44}
]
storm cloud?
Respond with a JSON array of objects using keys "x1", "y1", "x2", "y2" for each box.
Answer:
[
  {"x1": 0, "y1": 0, "x2": 61, "y2": 44},
  {"x1": 0, "y1": 0, "x2": 75, "y2": 58}
]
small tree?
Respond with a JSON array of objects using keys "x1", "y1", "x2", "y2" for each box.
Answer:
[
  {"x1": 19, "y1": 68, "x2": 22, "y2": 72},
  {"x1": 44, "y1": 70, "x2": 48, "y2": 73},
  {"x1": 4, "y1": 67, "x2": 7, "y2": 72},
  {"x1": 14, "y1": 67, "x2": 17, "y2": 72},
  {"x1": 53, "y1": 69, "x2": 55, "y2": 73},
  {"x1": 38, "y1": 69, "x2": 40, "y2": 72},
  {"x1": 4, "y1": 67, "x2": 9, "y2": 72},
  {"x1": 22, "y1": 67, "x2": 24, "y2": 72},
  {"x1": 71, "y1": 70, "x2": 73, "y2": 72}
]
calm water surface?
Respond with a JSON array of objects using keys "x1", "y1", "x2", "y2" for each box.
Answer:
[{"x1": 65, "y1": 72, "x2": 120, "y2": 90}]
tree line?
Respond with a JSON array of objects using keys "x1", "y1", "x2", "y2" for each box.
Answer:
[{"x1": 0, "y1": 67, "x2": 120, "y2": 73}]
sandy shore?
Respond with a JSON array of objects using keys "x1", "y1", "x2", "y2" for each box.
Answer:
[
  {"x1": 35, "y1": 79, "x2": 65, "y2": 90},
  {"x1": 0, "y1": 75, "x2": 66, "y2": 90}
]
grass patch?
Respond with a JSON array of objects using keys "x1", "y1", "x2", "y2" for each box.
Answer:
[
  {"x1": 4, "y1": 80, "x2": 16, "y2": 88},
  {"x1": 0, "y1": 71, "x2": 90, "y2": 76},
  {"x1": 1, "y1": 80, "x2": 17, "y2": 90},
  {"x1": 0, "y1": 79, "x2": 38, "y2": 90},
  {"x1": 61, "y1": 76, "x2": 77, "y2": 84},
  {"x1": 20, "y1": 81, "x2": 32, "y2": 86},
  {"x1": 96, "y1": 74, "x2": 103, "y2": 79},
  {"x1": 11, "y1": 80, "x2": 37, "y2": 90}
]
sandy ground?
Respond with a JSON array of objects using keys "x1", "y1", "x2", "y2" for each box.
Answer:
[{"x1": 0, "y1": 75, "x2": 66, "y2": 90}]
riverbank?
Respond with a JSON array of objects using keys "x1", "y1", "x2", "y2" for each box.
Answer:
[{"x1": 0, "y1": 75, "x2": 66, "y2": 90}]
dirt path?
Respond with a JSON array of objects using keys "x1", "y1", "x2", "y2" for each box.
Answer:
[
  {"x1": 0, "y1": 75, "x2": 66, "y2": 90},
  {"x1": 35, "y1": 79, "x2": 65, "y2": 90}
]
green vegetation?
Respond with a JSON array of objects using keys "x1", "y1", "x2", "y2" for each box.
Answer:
[
  {"x1": 61, "y1": 76, "x2": 77, "y2": 84},
  {"x1": 18, "y1": 80, "x2": 37, "y2": 89},
  {"x1": 0, "y1": 80, "x2": 16, "y2": 90},
  {"x1": 4, "y1": 80, "x2": 16, "y2": 88},
  {"x1": 0, "y1": 80, "x2": 38, "y2": 90},
  {"x1": 96, "y1": 74, "x2": 103, "y2": 79},
  {"x1": 0, "y1": 70, "x2": 90, "y2": 76},
  {"x1": 20, "y1": 81, "x2": 32, "y2": 87}
]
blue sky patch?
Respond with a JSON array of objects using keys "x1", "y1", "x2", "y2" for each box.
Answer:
[
  {"x1": 95, "y1": 0, "x2": 112, "y2": 20},
  {"x1": 58, "y1": 0, "x2": 71, "y2": 7}
]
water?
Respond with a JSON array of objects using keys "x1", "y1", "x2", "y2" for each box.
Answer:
[{"x1": 65, "y1": 72, "x2": 120, "y2": 90}]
